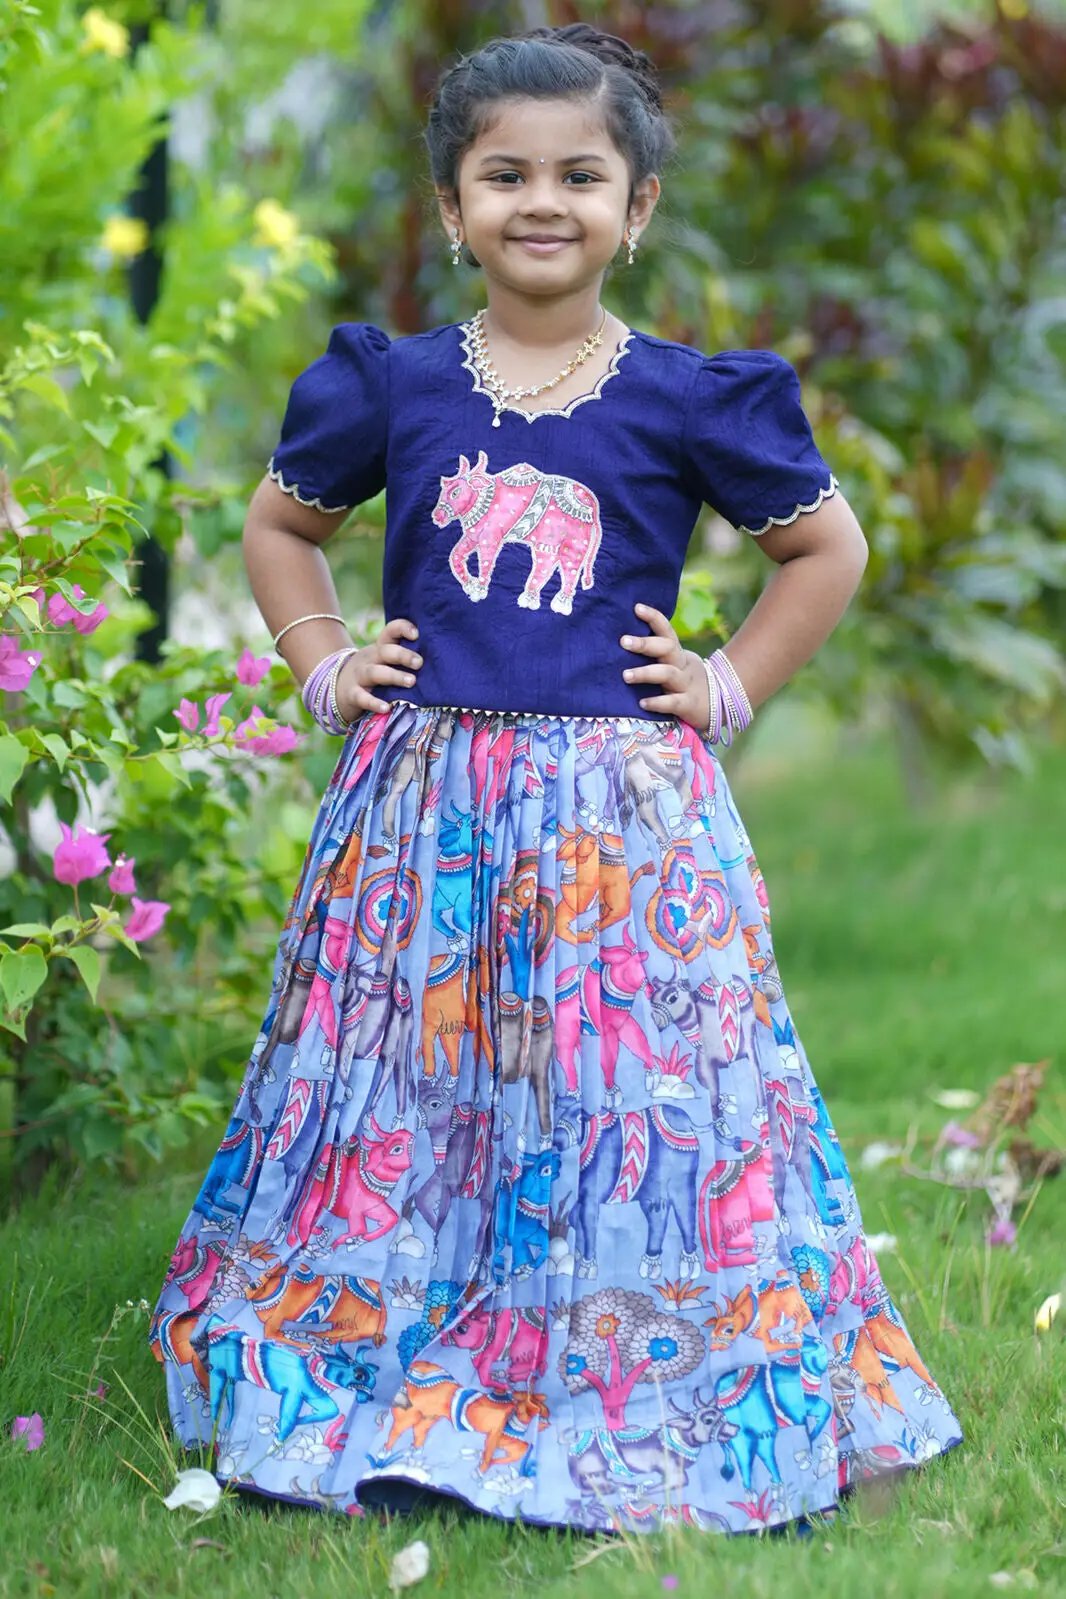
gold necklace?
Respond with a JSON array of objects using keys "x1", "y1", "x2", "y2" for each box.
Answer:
[{"x1": 468, "y1": 307, "x2": 608, "y2": 427}]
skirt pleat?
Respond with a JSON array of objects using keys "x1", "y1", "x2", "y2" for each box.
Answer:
[{"x1": 151, "y1": 706, "x2": 962, "y2": 1534}]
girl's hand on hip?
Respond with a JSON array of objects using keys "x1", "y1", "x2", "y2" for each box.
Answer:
[
  {"x1": 336, "y1": 618, "x2": 422, "y2": 720},
  {"x1": 621, "y1": 603, "x2": 710, "y2": 730}
]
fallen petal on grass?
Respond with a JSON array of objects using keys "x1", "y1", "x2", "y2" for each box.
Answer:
[
  {"x1": 859, "y1": 1141, "x2": 904, "y2": 1171},
  {"x1": 865, "y1": 1233, "x2": 898, "y2": 1254},
  {"x1": 390, "y1": 1539, "x2": 430, "y2": 1591},
  {"x1": 1034, "y1": 1292, "x2": 1061, "y2": 1334},
  {"x1": 161, "y1": 1469, "x2": 222, "y2": 1513},
  {"x1": 931, "y1": 1088, "x2": 981, "y2": 1110},
  {"x1": 10, "y1": 1413, "x2": 45, "y2": 1451}
]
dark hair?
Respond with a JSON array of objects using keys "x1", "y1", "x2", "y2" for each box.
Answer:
[{"x1": 424, "y1": 23, "x2": 676, "y2": 201}]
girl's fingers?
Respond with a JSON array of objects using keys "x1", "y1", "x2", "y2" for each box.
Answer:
[
  {"x1": 623, "y1": 662, "x2": 685, "y2": 686},
  {"x1": 379, "y1": 642, "x2": 423, "y2": 669},
  {"x1": 367, "y1": 663, "x2": 418, "y2": 687},
  {"x1": 353, "y1": 684, "x2": 391, "y2": 714},
  {"x1": 380, "y1": 617, "x2": 419, "y2": 644},
  {"x1": 621, "y1": 633, "x2": 677, "y2": 659},
  {"x1": 637, "y1": 691, "x2": 685, "y2": 714},
  {"x1": 633, "y1": 603, "x2": 676, "y2": 640}
]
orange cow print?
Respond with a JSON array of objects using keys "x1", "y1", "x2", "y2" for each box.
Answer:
[
  {"x1": 246, "y1": 1263, "x2": 387, "y2": 1347},
  {"x1": 703, "y1": 1279, "x2": 814, "y2": 1356},
  {"x1": 384, "y1": 1360, "x2": 549, "y2": 1476}
]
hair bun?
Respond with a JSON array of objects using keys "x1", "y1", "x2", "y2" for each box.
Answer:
[{"x1": 528, "y1": 22, "x2": 664, "y2": 112}]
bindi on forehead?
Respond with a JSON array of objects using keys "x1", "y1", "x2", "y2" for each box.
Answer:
[{"x1": 474, "y1": 152, "x2": 611, "y2": 168}]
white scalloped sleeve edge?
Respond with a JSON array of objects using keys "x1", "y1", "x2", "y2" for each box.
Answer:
[
  {"x1": 738, "y1": 474, "x2": 840, "y2": 536},
  {"x1": 267, "y1": 457, "x2": 352, "y2": 515}
]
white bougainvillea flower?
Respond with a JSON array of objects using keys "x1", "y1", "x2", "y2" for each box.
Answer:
[
  {"x1": 161, "y1": 1469, "x2": 222, "y2": 1513},
  {"x1": 1034, "y1": 1293, "x2": 1061, "y2": 1334},
  {"x1": 389, "y1": 1539, "x2": 431, "y2": 1592}
]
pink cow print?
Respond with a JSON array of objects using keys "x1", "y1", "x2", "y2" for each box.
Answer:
[{"x1": 431, "y1": 450, "x2": 603, "y2": 615}]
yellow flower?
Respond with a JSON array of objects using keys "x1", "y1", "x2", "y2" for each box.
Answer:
[
  {"x1": 101, "y1": 216, "x2": 149, "y2": 259},
  {"x1": 80, "y1": 7, "x2": 130, "y2": 59},
  {"x1": 253, "y1": 199, "x2": 299, "y2": 250},
  {"x1": 1034, "y1": 1292, "x2": 1060, "y2": 1334}
]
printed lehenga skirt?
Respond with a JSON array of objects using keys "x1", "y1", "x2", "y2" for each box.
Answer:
[{"x1": 150, "y1": 705, "x2": 963, "y2": 1534}]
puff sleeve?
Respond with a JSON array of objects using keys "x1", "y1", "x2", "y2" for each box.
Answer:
[
  {"x1": 267, "y1": 322, "x2": 390, "y2": 513},
  {"x1": 682, "y1": 349, "x2": 838, "y2": 535}
]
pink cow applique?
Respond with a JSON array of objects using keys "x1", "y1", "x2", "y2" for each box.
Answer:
[{"x1": 431, "y1": 450, "x2": 603, "y2": 614}]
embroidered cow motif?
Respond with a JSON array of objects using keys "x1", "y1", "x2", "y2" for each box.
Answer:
[{"x1": 431, "y1": 450, "x2": 603, "y2": 614}]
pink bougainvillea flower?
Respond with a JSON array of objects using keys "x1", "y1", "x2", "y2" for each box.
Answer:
[
  {"x1": 174, "y1": 697, "x2": 200, "y2": 733},
  {"x1": 986, "y1": 1217, "x2": 1017, "y2": 1248},
  {"x1": 108, "y1": 854, "x2": 137, "y2": 896},
  {"x1": 236, "y1": 647, "x2": 271, "y2": 687},
  {"x1": 234, "y1": 705, "x2": 269, "y2": 742},
  {"x1": 244, "y1": 724, "x2": 299, "y2": 757},
  {"x1": 661, "y1": 1579, "x2": 679, "y2": 1593},
  {"x1": 11, "y1": 1413, "x2": 45, "y2": 1451},
  {"x1": 233, "y1": 705, "x2": 300, "y2": 756},
  {"x1": 201, "y1": 692, "x2": 231, "y2": 737},
  {"x1": 124, "y1": 897, "x2": 171, "y2": 943},
  {"x1": 72, "y1": 599, "x2": 109, "y2": 635},
  {"x1": 46, "y1": 582, "x2": 92, "y2": 626},
  {"x1": 941, "y1": 1121, "x2": 983, "y2": 1149},
  {"x1": 0, "y1": 634, "x2": 43, "y2": 692},
  {"x1": 53, "y1": 822, "x2": 111, "y2": 885}
]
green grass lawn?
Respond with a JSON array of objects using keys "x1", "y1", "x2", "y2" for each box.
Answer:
[{"x1": 2, "y1": 724, "x2": 1064, "y2": 1599}]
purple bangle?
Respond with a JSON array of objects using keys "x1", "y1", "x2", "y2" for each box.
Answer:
[
  {"x1": 702, "y1": 650, "x2": 753, "y2": 746},
  {"x1": 301, "y1": 646, "x2": 360, "y2": 735},
  {"x1": 701, "y1": 656, "x2": 723, "y2": 742}
]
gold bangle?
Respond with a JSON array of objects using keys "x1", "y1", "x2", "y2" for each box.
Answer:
[{"x1": 273, "y1": 612, "x2": 346, "y2": 655}]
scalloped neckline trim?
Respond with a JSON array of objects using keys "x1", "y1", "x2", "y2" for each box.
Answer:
[{"x1": 458, "y1": 318, "x2": 635, "y2": 423}]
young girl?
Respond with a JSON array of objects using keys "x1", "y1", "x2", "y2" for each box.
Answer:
[{"x1": 151, "y1": 23, "x2": 962, "y2": 1536}]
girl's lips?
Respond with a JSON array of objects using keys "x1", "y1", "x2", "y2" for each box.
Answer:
[{"x1": 511, "y1": 237, "x2": 576, "y2": 255}]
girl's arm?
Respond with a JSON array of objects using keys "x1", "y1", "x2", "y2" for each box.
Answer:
[
  {"x1": 716, "y1": 491, "x2": 869, "y2": 710},
  {"x1": 242, "y1": 478, "x2": 421, "y2": 715},
  {"x1": 241, "y1": 477, "x2": 354, "y2": 682},
  {"x1": 623, "y1": 492, "x2": 869, "y2": 722}
]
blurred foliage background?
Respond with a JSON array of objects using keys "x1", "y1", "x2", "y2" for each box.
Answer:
[{"x1": 1, "y1": 0, "x2": 1064, "y2": 1187}]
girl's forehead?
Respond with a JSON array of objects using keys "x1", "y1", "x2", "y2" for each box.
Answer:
[{"x1": 470, "y1": 97, "x2": 616, "y2": 156}]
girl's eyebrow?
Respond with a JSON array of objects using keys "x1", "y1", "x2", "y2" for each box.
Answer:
[{"x1": 476, "y1": 152, "x2": 609, "y2": 167}]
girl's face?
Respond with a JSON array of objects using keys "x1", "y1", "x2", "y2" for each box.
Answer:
[{"x1": 439, "y1": 97, "x2": 659, "y2": 300}]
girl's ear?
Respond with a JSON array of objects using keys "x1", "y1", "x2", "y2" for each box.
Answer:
[
  {"x1": 628, "y1": 173, "x2": 662, "y2": 235},
  {"x1": 436, "y1": 188, "x2": 463, "y2": 239}
]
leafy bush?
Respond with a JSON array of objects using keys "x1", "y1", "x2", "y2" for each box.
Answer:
[{"x1": 0, "y1": 1, "x2": 356, "y2": 1184}]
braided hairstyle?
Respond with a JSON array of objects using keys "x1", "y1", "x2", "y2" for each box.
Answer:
[{"x1": 424, "y1": 23, "x2": 676, "y2": 208}]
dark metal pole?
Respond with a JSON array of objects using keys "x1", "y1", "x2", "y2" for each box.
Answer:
[{"x1": 127, "y1": 12, "x2": 171, "y2": 665}]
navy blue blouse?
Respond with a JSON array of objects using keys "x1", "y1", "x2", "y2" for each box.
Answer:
[{"x1": 268, "y1": 320, "x2": 838, "y2": 720}]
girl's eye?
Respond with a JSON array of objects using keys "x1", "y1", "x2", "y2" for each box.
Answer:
[{"x1": 487, "y1": 172, "x2": 599, "y2": 185}]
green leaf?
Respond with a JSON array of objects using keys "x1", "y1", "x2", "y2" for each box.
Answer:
[
  {"x1": 0, "y1": 946, "x2": 48, "y2": 1013},
  {"x1": 53, "y1": 681, "x2": 88, "y2": 709},
  {"x1": 0, "y1": 923, "x2": 52, "y2": 939},
  {"x1": 82, "y1": 418, "x2": 119, "y2": 449},
  {"x1": 13, "y1": 594, "x2": 43, "y2": 626},
  {"x1": 98, "y1": 923, "x2": 143, "y2": 958},
  {"x1": 0, "y1": 733, "x2": 30, "y2": 803},
  {"x1": 60, "y1": 944, "x2": 102, "y2": 1002},
  {"x1": 40, "y1": 732, "x2": 69, "y2": 771},
  {"x1": 19, "y1": 372, "x2": 71, "y2": 415}
]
